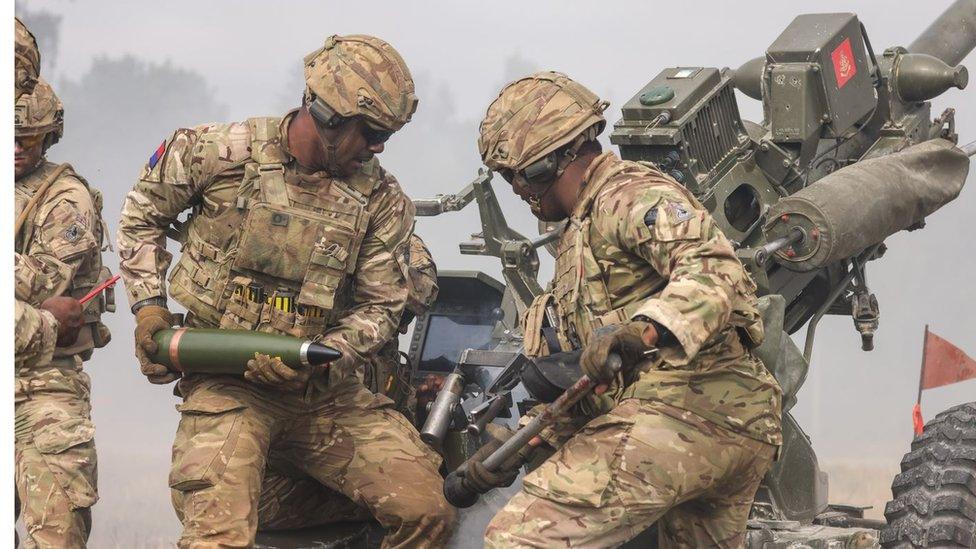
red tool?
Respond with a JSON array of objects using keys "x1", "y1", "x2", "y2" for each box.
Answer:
[{"x1": 78, "y1": 274, "x2": 121, "y2": 305}]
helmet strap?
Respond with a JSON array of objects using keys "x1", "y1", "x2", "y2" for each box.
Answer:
[
  {"x1": 523, "y1": 130, "x2": 592, "y2": 217},
  {"x1": 312, "y1": 115, "x2": 360, "y2": 175}
]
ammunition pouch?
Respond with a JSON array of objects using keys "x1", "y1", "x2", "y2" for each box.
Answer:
[{"x1": 169, "y1": 116, "x2": 374, "y2": 340}]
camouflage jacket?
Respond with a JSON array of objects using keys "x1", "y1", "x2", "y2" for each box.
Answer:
[
  {"x1": 531, "y1": 152, "x2": 782, "y2": 445},
  {"x1": 16, "y1": 161, "x2": 111, "y2": 362},
  {"x1": 15, "y1": 300, "x2": 58, "y2": 369},
  {"x1": 117, "y1": 113, "x2": 415, "y2": 386}
]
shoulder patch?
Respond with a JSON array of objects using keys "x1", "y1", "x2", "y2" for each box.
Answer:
[
  {"x1": 63, "y1": 223, "x2": 83, "y2": 242},
  {"x1": 148, "y1": 140, "x2": 166, "y2": 169},
  {"x1": 666, "y1": 201, "x2": 693, "y2": 224}
]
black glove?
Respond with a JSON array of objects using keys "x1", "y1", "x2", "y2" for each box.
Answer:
[
  {"x1": 458, "y1": 424, "x2": 519, "y2": 495},
  {"x1": 580, "y1": 321, "x2": 655, "y2": 383}
]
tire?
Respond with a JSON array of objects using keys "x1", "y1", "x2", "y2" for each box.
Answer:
[{"x1": 881, "y1": 401, "x2": 976, "y2": 548}]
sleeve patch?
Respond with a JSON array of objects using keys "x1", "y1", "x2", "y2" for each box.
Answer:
[
  {"x1": 148, "y1": 140, "x2": 166, "y2": 169},
  {"x1": 666, "y1": 201, "x2": 693, "y2": 224},
  {"x1": 63, "y1": 223, "x2": 83, "y2": 242}
]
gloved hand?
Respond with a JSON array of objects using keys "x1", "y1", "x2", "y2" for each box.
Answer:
[
  {"x1": 244, "y1": 352, "x2": 312, "y2": 392},
  {"x1": 580, "y1": 320, "x2": 656, "y2": 383},
  {"x1": 457, "y1": 424, "x2": 521, "y2": 495},
  {"x1": 134, "y1": 304, "x2": 178, "y2": 384},
  {"x1": 40, "y1": 296, "x2": 84, "y2": 347}
]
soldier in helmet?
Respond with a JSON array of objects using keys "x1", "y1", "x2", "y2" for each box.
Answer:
[
  {"x1": 456, "y1": 72, "x2": 783, "y2": 547},
  {"x1": 15, "y1": 17, "x2": 40, "y2": 102},
  {"x1": 15, "y1": 77, "x2": 113, "y2": 548},
  {"x1": 117, "y1": 34, "x2": 455, "y2": 547}
]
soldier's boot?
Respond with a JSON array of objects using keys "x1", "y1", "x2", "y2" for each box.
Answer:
[{"x1": 485, "y1": 399, "x2": 776, "y2": 549}]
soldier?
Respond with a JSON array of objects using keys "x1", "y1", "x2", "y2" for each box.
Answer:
[
  {"x1": 458, "y1": 72, "x2": 783, "y2": 547},
  {"x1": 366, "y1": 233, "x2": 438, "y2": 423},
  {"x1": 117, "y1": 34, "x2": 455, "y2": 548},
  {"x1": 15, "y1": 78, "x2": 112, "y2": 548},
  {"x1": 15, "y1": 298, "x2": 85, "y2": 369},
  {"x1": 256, "y1": 233, "x2": 438, "y2": 532},
  {"x1": 15, "y1": 16, "x2": 40, "y2": 101}
]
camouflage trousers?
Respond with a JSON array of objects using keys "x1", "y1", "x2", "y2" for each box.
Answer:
[
  {"x1": 365, "y1": 340, "x2": 417, "y2": 424},
  {"x1": 485, "y1": 398, "x2": 776, "y2": 548},
  {"x1": 14, "y1": 359, "x2": 98, "y2": 549},
  {"x1": 169, "y1": 375, "x2": 456, "y2": 549}
]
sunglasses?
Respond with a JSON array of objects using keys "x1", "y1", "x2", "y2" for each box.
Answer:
[
  {"x1": 15, "y1": 133, "x2": 45, "y2": 149},
  {"x1": 499, "y1": 151, "x2": 561, "y2": 189},
  {"x1": 361, "y1": 123, "x2": 393, "y2": 146}
]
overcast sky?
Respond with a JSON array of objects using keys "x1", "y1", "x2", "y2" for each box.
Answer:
[{"x1": 13, "y1": 0, "x2": 976, "y2": 545}]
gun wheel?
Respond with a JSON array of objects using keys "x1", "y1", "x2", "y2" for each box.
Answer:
[{"x1": 881, "y1": 401, "x2": 976, "y2": 548}]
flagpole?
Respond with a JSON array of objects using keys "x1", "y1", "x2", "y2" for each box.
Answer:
[
  {"x1": 912, "y1": 325, "x2": 930, "y2": 436},
  {"x1": 917, "y1": 324, "x2": 928, "y2": 405}
]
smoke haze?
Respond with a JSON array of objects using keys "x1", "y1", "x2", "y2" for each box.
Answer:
[{"x1": 16, "y1": 0, "x2": 976, "y2": 545}]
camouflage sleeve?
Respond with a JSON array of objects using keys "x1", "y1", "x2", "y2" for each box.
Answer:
[
  {"x1": 117, "y1": 123, "x2": 248, "y2": 306},
  {"x1": 15, "y1": 179, "x2": 98, "y2": 303},
  {"x1": 606, "y1": 176, "x2": 741, "y2": 365},
  {"x1": 321, "y1": 172, "x2": 415, "y2": 382},
  {"x1": 403, "y1": 233, "x2": 438, "y2": 325},
  {"x1": 15, "y1": 300, "x2": 58, "y2": 368}
]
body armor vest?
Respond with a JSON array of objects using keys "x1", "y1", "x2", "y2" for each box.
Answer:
[
  {"x1": 15, "y1": 162, "x2": 114, "y2": 360},
  {"x1": 526, "y1": 159, "x2": 763, "y2": 355},
  {"x1": 167, "y1": 117, "x2": 379, "y2": 339}
]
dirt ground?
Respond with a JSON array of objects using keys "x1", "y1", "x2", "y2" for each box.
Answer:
[
  {"x1": 820, "y1": 459, "x2": 900, "y2": 520},
  {"x1": 63, "y1": 456, "x2": 900, "y2": 547}
]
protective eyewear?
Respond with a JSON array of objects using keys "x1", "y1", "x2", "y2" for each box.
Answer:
[
  {"x1": 15, "y1": 133, "x2": 45, "y2": 149},
  {"x1": 361, "y1": 123, "x2": 393, "y2": 146}
]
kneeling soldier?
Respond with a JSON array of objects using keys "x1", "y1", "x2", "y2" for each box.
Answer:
[{"x1": 463, "y1": 72, "x2": 783, "y2": 548}]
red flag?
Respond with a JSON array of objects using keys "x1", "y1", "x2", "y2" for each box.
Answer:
[{"x1": 921, "y1": 330, "x2": 976, "y2": 390}]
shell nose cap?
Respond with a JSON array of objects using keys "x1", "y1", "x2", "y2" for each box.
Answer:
[{"x1": 304, "y1": 342, "x2": 342, "y2": 366}]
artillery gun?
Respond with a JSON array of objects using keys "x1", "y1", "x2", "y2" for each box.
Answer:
[{"x1": 407, "y1": 2, "x2": 976, "y2": 548}]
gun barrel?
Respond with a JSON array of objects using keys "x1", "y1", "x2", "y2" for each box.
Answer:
[
  {"x1": 961, "y1": 139, "x2": 976, "y2": 157},
  {"x1": 908, "y1": 0, "x2": 976, "y2": 66}
]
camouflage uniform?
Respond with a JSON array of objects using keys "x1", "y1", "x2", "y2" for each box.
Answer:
[
  {"x1": 117, "y1": 36, "x2": 453, "y2": 548},
  {"x1": 15, "y1": 79, "x2": 111, "y2": 549},
  {"x1": 254, "y1": 233, "x2": 438, "y2": 532},
  {"x1": 478, "y1": 73, "x2": 783, "y2": 548},
  {"x1": 15, "y1": 301, "x2": 59, "y2": 369},
  {"x1": 365, "y1": 233, "x2": 438, "y2": 423}
]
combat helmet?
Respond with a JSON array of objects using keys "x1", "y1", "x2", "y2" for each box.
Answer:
[
  {"x1": 478, "y1": 71, "x2": 608, "y2": 181},
  {"x1": 15, "y1": 17, "x2": 41, "y2": 101},
  {"x1": 15, "y1": 77, "x2": 64, "y2": 148},
  {"x1": 303, "y1": 34, "x2": 419, "y2": 133}
]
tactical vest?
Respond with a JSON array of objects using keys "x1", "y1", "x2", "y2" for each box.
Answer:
[
  {"x1": 15, "y1": 162, "x2": 114, "y2": 360},
  {"x1": 524, "y1": 159, "x2": 763, "y2": 356},
  {"x1": 167, "y1": 117, "x2": 379, "y2": 339}
]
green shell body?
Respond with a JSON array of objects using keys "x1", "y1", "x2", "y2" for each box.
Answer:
[{"x1": 150, "y1": 328, "x2": 319, "y2": 374}]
